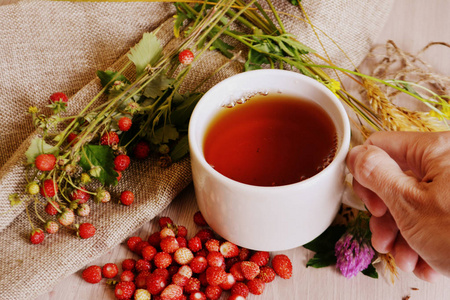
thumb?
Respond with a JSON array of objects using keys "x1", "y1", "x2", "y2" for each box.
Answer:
[{"x1": 347, "y1": 144, "x2": 421, "y2": 217}]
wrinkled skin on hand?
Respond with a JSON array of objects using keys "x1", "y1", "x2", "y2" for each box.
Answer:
[{"x1": 346, "y1": 131, "x2": 450, "y2": 282}]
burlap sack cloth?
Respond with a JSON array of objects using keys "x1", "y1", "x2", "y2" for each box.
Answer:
[{"x1": 0, "y1": 0, "x2": 393, "y2": 299}]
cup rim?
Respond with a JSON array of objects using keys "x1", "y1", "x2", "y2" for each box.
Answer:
[{"x1": 188, "y1": 69, "x2": 351, "y2": 192}]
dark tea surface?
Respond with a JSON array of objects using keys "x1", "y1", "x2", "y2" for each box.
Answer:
[{"x1": 203, "y1": 93, "x2": 338, "y2": 186}]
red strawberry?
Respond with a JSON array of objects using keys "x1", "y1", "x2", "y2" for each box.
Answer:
[
  {"x1": 35, "y1": 154, "x2": 56, "y2": 171},
  {"x1": 154, "y1": 252, "x2": 172, "y2": 269},
  {"x1": 220, "y1": 241, "x2": 239, "y2": 258},
  {"x1": 195, "y1": 228, "x2": 214, "y2": 243},
  {"x1": 174, "y1": 247, "x2": 194, "y2": 265},
  {"x1": 205, "y1": 266, "x2": 226, "y2": 286},
  {"x1": 118, "y1": 117, "x2": 132, "y2": 132},
  {"x1": 133, "y1": 141, "x2": 151, "y2": 160},
  {"x1": 230, "y1": 282, "x2": 249, "y2": 298},
  {"x1": 135, "y1": 241, "x2": 151, "y2": 256},
  {"x1": 70, "y1": 187, "x2": 90, "y2": 204},
  {"x1": 57, "y1": 209, "x2": 75, "y2": 226},
  {"x1": 121, "y1": 259, "x2": 136, "y2": 271},
  {"x1": 153, "y1": 268, "x2": 170, "y2": 283},
  {"x1": 177, "y1": 236, "x2": 187, "y2": 248},
  {"x1": 229, "y1": 262, "x2": 245, "y2": 281},
  {"x1": 160, "y1": 227, "x2": 176, "y2": 239},
  {"x1": 120, "y1": 270, "x2": 135, "y2": 282},
  {"x1": 115, "y1": 281, "x2": 135, "y2": 300},
  {"x1": 247, "y1": 278, "x2": 265, "y2": 295},
  {"x1": 225, "y1": 257, "x2": 239, "y2": 271},
  {"x1": 116, "y1": 170, "x2": 123, "y2": 182},
  {"x1": 193, "y1": 211, "x2": 208, "y2": 226},
  {"x1": 240, "y1": 261, "x2": 260, "y2": 280},
  {"x1": 120, "y1": 190, "x2": 134, "y2": 206},
  {"x1": 228, "y1": 295, "x2": 246, "y2": 300},
  {"x1": 177, "y1": 225, "x2": 188, "y2": 237},
  {"x1": 100, "y1": 131, "x2": 119, "y2": 146},
  {"x1": 114, "y1": 154, "x2": 130, "y2": 171},
  {"x1": 160, "y1": 236, "x2": 180, "y2": 254},
  {"x1": 198, "y1": 272, "x2": 208, "y2": 287},
  {"x1": 81, "y1": 265, "x2": 102, "y2": 284},
  {"x1": 195, "y1": 248, "x2": 209, "y2": 258},
  {"x1": 190, "y1": 256, "x2": 208, "y2": 274},
  {"x1": 178, "y1": 265, "x2": 193, "y2": 278},
  {"x1": 30, "y1": 228, "x2": 45, "y2": 244},
  {"x1": 44, "y1": 220, "x2": 59, "y2": 234},
  {"x1": 205, "y1": 285, "x2": 222, "y2": 300},
  {"x1": 49, "y1": 92, "x2": 68, "y2": 103},
  {"x1": 127, "y1": 236, "x2": 143, "y2": 252},
  {"x1": 189, "y1": 291, "x2": 206, "y2": 300},
  {"x1": 272, "y1": 254, "x2": 293, "y2": 279},
  {"x1": 218, "y1": 273, "x2": 235, "y2": 290},
  {"x1": 67, "y1": 132, "x2": 78, "y2": 146},
  {"x1": 40, "y1": 179, "x2": 58, "y2": 197},
  {"x1": 184, "y1": 277, "x2": 201, "y2": 294},
  {"x1": 135, "y1": 271, "x2": 151, "y2": 289},
  {"x1": 148, "y1": 232, "x2": 161, "y2": 248},
  {"x1": 172, "y1": 273, "x2": 189, "y2": 287},
  {"x1": 179, "y1": 49, "x2": 194, "y2": 65},
  {"x1": 78, "y1": 223, "x2": 96, "y2": 239},
  {"x1": 102, "y1": 263, "x2": 118, "y2": 278},
  {"x1": 250, "y1": 251, "x2": 270, "y2": 267},
  {"x1": 146, "y1": 273, "x2": 167, "y2": 295},
  {"x1": 160, "y1": 284, "x2": 183, "y2": 300},
  {"x1": 258, "y1": 266, "x2": 276, "y2": 283},
  {"x1": 206, "y1": 251, "x2": 224, "y2": 268},
  {"x1": 142, "y1": 245, "x2": 157, "y2": 261},
  {"x1": 44, "y1": 201, "x2": 60, "y2": 215},
  {"x1": 76, "y1": 203, "x2": 90, "y2": 217},
  {"x1": 205, "y1": 239, "x2": 220, "y2": 252},
  {"x1": 238, "y1": 247, "x2": 251, "y2": 261},
  {"x1": 135, "y1": 259, "x2": 152, "y2": 273},
  {"x1": 188, "y1": 236, "x2": 202, "y2": 253},
  {"x1": 159, "y1": 216, "x2": 174, "y2": 228}
]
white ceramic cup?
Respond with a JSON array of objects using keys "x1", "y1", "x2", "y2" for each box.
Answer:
[{"x1": 188, "y1": 69, "x2": 351, "y2": 251}]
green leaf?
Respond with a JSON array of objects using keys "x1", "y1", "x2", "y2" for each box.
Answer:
[
  {"x1": 170, "y1": 93, "x2": 202, "y2": 128},
  {"x1": 9, "y1": 193, "x2": 22, "y2": 207},
  {"x1": 244, "y1": 48, "x2": 270, "y2": 71},
  {"x1": 25, "y1": 138, "x2": 57, "y2": 163},
  {"x1": 170, "y1": 134, "x2": 190, "y2": 162},
  {"x1": 288, "y1": 0, "x2": 300, "y2": 5},
  {"x1": 306, "y1": 251, "x2": 337, "y2": 268},
  {"x1": 96, "y1": 70, "x2": 129, "y2": 91},
  {"x1": 150, "y1": 124, "x2": 179, "y2": 145},
  {"x1": 303, "y1": 225, "x2": 347, "y2": 253},
  {"x1": 361, "y1": 263, "x2": 379, "y2": 278},
  {"x1": 143, "y1": 73, "x2": 175, "y2": 99},
  {"x1": 79, "y1": 145, "x2": 118, "y2": 186},
  {"x1": 127, "y1": 32, "x2": 163, "y2": 76}
]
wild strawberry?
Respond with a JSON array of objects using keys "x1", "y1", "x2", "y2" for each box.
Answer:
[
  {"x1": 220, "y1": 241, "x2": 239, "y2": 258},
  {"x1": 160, "y1": 284, "x2": 183, "y2": 300},
  {"x1": 196, "y1": 248, "x2": 209, "y2": 258},
  {"x1": 122, "y1": 259, "x2": 136, "y2": 271},
  {"x1": 193, "y1": 211, "x2": 208, "y2": 226},
  {"x1": 120, "y1": 190, "x2": 134, "y2": 206},
  {"x1": 133, "y1": 141, "x2": 151, "y2": 160},
  {"x1": 30, "y1": 228, "x2": 45, "y2": 244},
  {"x1": 206, "y1": 251, "x2": 224, "y2": 268},
  {"x1": 78, "y1": 223, "x2": 96, "y2": 239},
  {"x1": 160, "y1": 227, "x2": 176, "y2": 239},
  {"x1": 120, "y1": 270, "x2": 135, "y2": 282},
  {"x1": 26, "y1": 181, "x2": 40, "y2": 195},
  {"x1": 205, "y1": 285, "x2": 222, "y2": 300},
  {"x1": 153, "y1": 268, "x2": 170, "y2": 283},
  {"x1": 240, "y1": 261, "x2": 260, "y2": 280},
  {"x1": 272, "y1": 254, "x2": 292, "y2": 279},
  {"x1": 228, "y1": 295, "x2": 246, "y2": 300},
  {"x1": 168, "y1": 264, "x2": 179, "y2": 278},
  {"x1": 154, "y1": 252, "x2": 172, "y2": 269},
  {"x1": 229, "y1": 262, "x2": 245, "y2": 281},
  {"x1": 258, "y1": 266, "x2": 276, "y2": 283},
  {"x1": 177, "y1": 225, "x2": 187, "y2": 237},
  {"x1": 250, "y1": 251, "x2": 270, "y2": 266},
  {"x1": 177, "y1": 236, "x2": 187, "y2": 248},
  {"x1": 115, "y1": 281, "x2": 136, "y2": 300},
  {"x1": 160, "y1": 236, "x2": 180, "y2": 254},
  {"x1": 127, "y1": 236, "x2": 143, "y2": 252},
  {"x1": 172, "y1": 273, "x2": 188, "y2": 287},
  {"x1": 148, "y1": 231, "x2": 161, "y2": 248},
  {"x1": 40, "y1": 179, "x2": 58, "y2": 197},
  {"x1": 142, "y1": 245, "x2": 157, "y2": 261},
  {"x1": 70, "y1": 187, "x2": 90, "y2": 204},
  {"x1": 219, "y1": 273, "x2": 235, "y2": 290},
  {"x1": 247, "y1": 278, "x2": 265, "y2": 295},
  {"x1": 225, "y1": 257, "x2": 239, "y2": 271},
  {"x1": 118, "y1": 117, "x2": 132, "y2": 132},
  {"x1": 100, "y1": 131, "x2": 119, "y2": 146},
  {"x1": 189, "y1": 291, "x2": 206, "y2": 300},
  {"x1": 231, "y1": 282, "x2": 249, "y2": 298},
  {"x1": 35, "y1": 154, "x2": 56, "y2": 171},
  {"x1": 44, "y1": 201, "x2": 60, "y2": 215},
  {"x1": 135, "y1": 241, "x2": 151, "y2": 256},
  {"x1": 116, "y1": 170, "x2": 123, "y2": 182},
  {"x1": 195, "y1": 228, "x2": 214, "y2": 243},
  {"x1": 44, "y1": 220, "x2": 59, "y2": 234},
  {"x1": 76, "y1": 203, "x2": 90, "y2": 217},
  {"x1": 184, "y1": 277, "x2": 201, "y2": 294},
  {"x1": 95, "y1": 188, "x2": 111, "y2": 203},
  {"x1": 179, "y1": 49, "x2": 194, "y2": 65},
  {"x1": 206, "y1": 266, "x2": 226, "y2": 286},
  {"x1": 49, "y1": 92, "x2": 68, "y2": 103},
  {"x1": 198, "y1": 272, "x2": 208, "y2": 287},
  {"x1": 238, "y1": 247, "x2": 251, "y2": 261},
  {"x1": 178, "y1": 265, "x2": 193, "y2": 279},
  {"x1": 159, "y1": 216, "x2": 174, "y2": 228},
  {"x1": 205, "y1": 239, "x2": 220, "y2": 252},
  {"x1": 67, "y1": 132, "x2": 78, "y2": 146},
  {"x1": 114, "y1": 154, "x2": 130, "y2": 171},
  {"x1": 134, "y1": 289, "x2": 151, "y2": 300},
  {"x1": 190, "y1": 256, "x2": 208, "y2": 274},
  {"x1": 102, "y1": 263, "x2": 118, "y2": 279},
  {"x1": 188, "y1": 236, "x2": 202, "y2": 253},
  {"x1": 146, "y1": 273, "x2": 167, "y2": 295},
  {"x1": 135, "y1": 259, "x2": 152, "y2": 273},
  {"x1": 174, "y1": 247, "x2": 194, "y2": 265},
  {"x1": 81, "y1": 265, "x2": 102, "y2": 284},
  {"x1": 57, "y1": 209, "x2": 75, "y2": 226},
  {"x1": 135, "y1": 271, "x2": 151, "y2": 289}
]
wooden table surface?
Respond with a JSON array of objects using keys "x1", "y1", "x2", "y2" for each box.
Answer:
[{"x1": 2, "y1": 0, "x2": 442, "y2": 299}]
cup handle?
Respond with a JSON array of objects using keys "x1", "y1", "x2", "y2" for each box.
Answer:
[{"x1": 341, "y1": 171, "x2": 366, "y2": 211}]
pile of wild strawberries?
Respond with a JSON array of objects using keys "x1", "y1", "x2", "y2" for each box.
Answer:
[{"x1": 81, "y1": 212, "x2": 293, "y2": 300}]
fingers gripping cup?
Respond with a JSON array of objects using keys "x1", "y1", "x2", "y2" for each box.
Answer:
[{"x1": 188, "y1": 69, "x2": 351, "y2": 251}]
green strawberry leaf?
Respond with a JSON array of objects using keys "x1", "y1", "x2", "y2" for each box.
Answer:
[
  {"x1": 143, "y1": 73, "x2": 175, "y2": 99},
  {"x1": 170, "y1": 134, "x2": 190, "y2": 162},
  {"x1": 9, "y1": 193, "x2": 22, "y2": 207},
  {"x1": 303, "y1": 225, "x2": 346, "y2": 253},
  {"x1": 96, "y1": 70, "x2": 129, "y2": 92},
  {"x1": 79, "y1": 145, "x2": 118, "y2": 186},
  {"x1": 306, "y1": 251, "x2": 337, "y2": 268},
  {"x1": 170, "y1": 92, "x2": 202, "y2": 128},
  {"x1": 25, "y1": 138, "x2": 57, "y2": 163},
  {"x1": 361, "y1": 263, "x2": 379, "y2": 278},
  {"x1": 150, "y1": 125, "x2": 179, "y2": 145},
  {"x1": 127, "y1": 32, "x2": 163, "y2": 76}
]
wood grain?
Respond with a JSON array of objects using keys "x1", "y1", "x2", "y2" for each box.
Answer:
[{"x1": 34, "y1": 0, "x2": 450, "y2": 299}]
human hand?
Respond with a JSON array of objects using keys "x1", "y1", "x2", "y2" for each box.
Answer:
[{"x1": 346, "y1": 131, "x2": 450, "y2": 281}]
